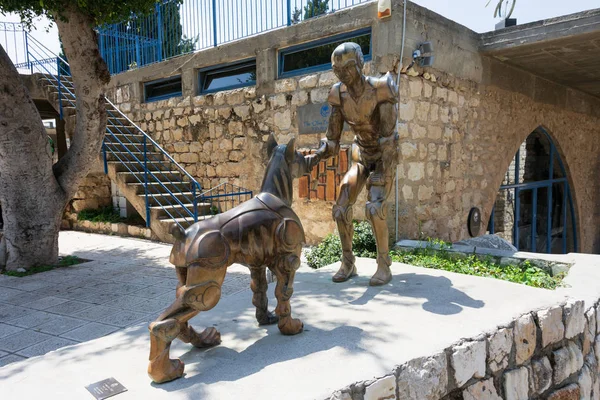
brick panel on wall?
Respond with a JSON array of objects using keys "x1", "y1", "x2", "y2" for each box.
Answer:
[{"x1": 299, "y1": 148, "x2": 350, "y2": 202}]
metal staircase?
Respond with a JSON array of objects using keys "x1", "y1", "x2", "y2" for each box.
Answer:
[{"x1": 7, "y1": 26, "x2": 253, "y2": 243}]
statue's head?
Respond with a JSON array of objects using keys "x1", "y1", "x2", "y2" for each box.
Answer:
[{"x1": 331, "y1": 42, "x2": 364, "y2": 86}]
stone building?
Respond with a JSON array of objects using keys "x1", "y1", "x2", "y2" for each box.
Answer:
[{"x1": 78, "y1": 1, "x2": 600, "y2": 252}]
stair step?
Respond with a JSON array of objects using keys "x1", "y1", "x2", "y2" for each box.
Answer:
[
  {"x1": 158, "y1": 216, "x2": 213, "y2": 230},
  {"x1": 106, "y1": 151, "x2": 163, "y2": 162},
  {"x1": 108, "y1": 161, "x2": 173, "y2": 173},
  {"x1": 104, "y1": 134, "x2": 146, "y2": 145},
  {"x1": 149, "y1": 202, "x2": 212, "y2": 219},
  {"x1": 129, "y1": 181, "x2": 193, "y2": 195},
  {"x1": 117, "y1": 171, "x2": 183, "y2": 183},
  {"x1": 141, "y1": 192, "x2": 199, "y2": 206}
]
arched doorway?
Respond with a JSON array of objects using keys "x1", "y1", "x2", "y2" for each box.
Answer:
[{"x1": 488, "y1": 128, "x2": 577, "y2": 254}]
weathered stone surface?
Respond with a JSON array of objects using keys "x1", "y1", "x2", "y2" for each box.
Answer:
[
  {"x1": 547, "y1": 383, "x2": 580, "y2": 400},
  {"x1": 399, "y1": 101, "x2": 416, "y2": 121},
  {"x1": 299, "y1": 75, "x2": 318, "y2": 89},
  {"x1": 564, "y1": 300, "x2": 585, "y2": 339},
  {"x1": 329, "y1": 390, "x2": 352, "y2": 400},
  {"x1": 463, "y1": 378, "x2": 501, "y2": 400},
  {"x1": 488, "y1": 327, "x2": 512, "y2": 372},
  {"x1": 396, "y1": 352, "x2": 448, "y2": 400},
  {"x1": 407, "y1": 162, "x2": 425, "y2": 181},
  {"x1": 454, "y1": 234, "x2": 517, "y2": 251},
  {"x1": 274, "y1": 110, "x2": 292, "y2": 130},
  {"x1": 537, "y1": 306, "x2": 565, "y2": 347},
  {"x1": 553, "y1": 342, "x2": 584, "y2": 384},
  {"x1": 364, "y1": 375, "x2": 396, "y2": 400},
  {"x1": 583, "y1": 308, "x2": 596, "y2": 355},
  {"x1": 514, "y1": 314, "x2": 537, "y2": 365},
  {"x1": 503, "y1": 367, "x2": 529, "y2": 400},
  {"x1": 578, "y1": 365, "x2": 593, "y2": 400},
  {"x1": 528, "y1": 356, "x2": 552, "y2": 395},
  {"x1": 275, "y1": 78, "x2": 297, "y2": 93},
  {"x1": 597, "y1": 304, "x2": 600, "y2": 334},
  {"x1": 593, "y1": 378, "x2": 600, "y2": 400},
  {"x1": 451, "y1": 340, "x2": 486, "y2": 387},
  {"x1": 595, "y1": 335, "x2": 600, "y2": 371}
]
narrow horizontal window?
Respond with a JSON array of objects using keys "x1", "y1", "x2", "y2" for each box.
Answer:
[
  {"x1": 144, "y1": 75, "x2": 182, "y2": 102},
  {"x1": 279, "y1": 28, "x2": 372, "y2": 78},
  {"x1": 199, "y1": 60, "x2": 256, "y2": 94}
]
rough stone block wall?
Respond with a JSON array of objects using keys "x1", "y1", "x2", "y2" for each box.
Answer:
[
  {"x1": 329, "y1": 299, "x2": 600, "y2": 400},
  {"x1": 102, "y1": 0, "x2": 600, "y2": 251},
  {"x1": 62, "y1": 172, "x2": 112, "y2": 227}
]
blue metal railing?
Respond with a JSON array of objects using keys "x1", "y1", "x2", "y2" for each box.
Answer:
[
  {"x1": 98, "y1": 0, "x2": 373, "y2": 74},
  {"x1": 198, "y1": 183, "x2": 253, "y2": 215},
  {"x1": 2, "y1": 22, "x2": 253, "y2": 230}
]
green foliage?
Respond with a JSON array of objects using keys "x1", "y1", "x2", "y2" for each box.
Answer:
[
  {"x1": 291, "y1": 0, "x2": 329, "y2": 24},
  {"x1": 0, "y1": 0, "x2": 160, "y2": 28},
  {"x1": 78, "y1": 206, "x2": 122, "y2": 223},
  {"x1": 306, "y1": 221, "x2": 376, "y2": 269},
  {"x1": 209, "y1": 205, "x2": 220, "y2": 215},
  {"x1": 307, "y1": 226, "x2": 564, "y2": 290},
  {"x1": 2, "y1": 255, "x2": 85, "y2": 277},
  {"x1": 77, "y1": 206, "x2": 146, "y2": 225}
]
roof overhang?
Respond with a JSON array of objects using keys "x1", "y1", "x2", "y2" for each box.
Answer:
[{"x1": 480, "y1": 9, "x2": 600, "y2": 98}]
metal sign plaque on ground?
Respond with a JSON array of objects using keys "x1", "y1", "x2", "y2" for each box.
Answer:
[{"x1": 85, "y1": 377, "x2": 127, "y2": 400}]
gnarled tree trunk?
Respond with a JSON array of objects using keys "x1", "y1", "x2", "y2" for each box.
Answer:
[{"x1": 0, "y1": 7, "x2": 110, "y2": 271}]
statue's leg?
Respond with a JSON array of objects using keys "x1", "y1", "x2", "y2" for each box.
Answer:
[
  {"x1": 174, "y1": 267, "x2": 221, "y2": 347},
  {"x1": 272, "y1": 253, "x2": 303, "y2": 335},
  {"x1": 148, "y1": 267, "x2": 226, "y2": 384},
  {"x1": 365, "y1": 176, "x2": 395, "y2": 286},
  {"x1": 251, "y1": 266, "x2": 278, "y2": 325},
  {"x1": 332, "y1": 163, "x2": 369, "y2": 283}
]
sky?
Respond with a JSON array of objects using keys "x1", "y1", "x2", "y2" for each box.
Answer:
[{"x1": 1, "y1": 0, "x2": 599, "y2": 63}]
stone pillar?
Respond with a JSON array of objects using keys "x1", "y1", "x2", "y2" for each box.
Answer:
[{"x1": 256, "y1": 48, "x2": 276, "y2": 96}]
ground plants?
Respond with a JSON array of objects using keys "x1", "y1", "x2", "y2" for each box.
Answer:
[
  {"x1": 1, "y1": 255, "x2": 85, "y2": 277},
  {"x1": 78, "y1": 206, "x2": 146, "y2": 226},
  {"x1": 306, "y1": 226, "x2": 564, "y2": 290}
]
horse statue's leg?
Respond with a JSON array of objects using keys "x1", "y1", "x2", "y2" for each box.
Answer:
[
  {"x1": 174, "y1": 266, "x2": 222, "y2": 347},
  {"x1": 250, "y1": 266, "x2": 278, "y2": 325},
  {"x1": 271, "y1": 253, "x2": 303, "y2": 335},
  {"x1": 148, "y1": 267, "x2": 226, "y2": 384}
]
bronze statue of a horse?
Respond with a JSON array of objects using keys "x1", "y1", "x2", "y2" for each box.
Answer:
[{"x1": 148, "y1": 135, "x2": 311, "y2": 383}]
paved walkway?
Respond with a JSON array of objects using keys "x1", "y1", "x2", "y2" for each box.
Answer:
[{"x1": 0, "y1": 231, "x2": 250, "y2": 368}]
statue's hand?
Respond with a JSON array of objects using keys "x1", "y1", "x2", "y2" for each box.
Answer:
[{"x1": 304, "y1": 139, "x2": 328, "y2": 171}]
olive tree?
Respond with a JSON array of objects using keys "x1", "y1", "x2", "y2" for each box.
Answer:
[{"x1": 0, "y1": 0, "x2": 158, "y2": 270}]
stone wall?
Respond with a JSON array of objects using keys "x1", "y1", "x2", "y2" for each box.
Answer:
[
  {"x1": 104, "y1": 0, "x2": 600, "y2": 251},
  {"x1": 329, "y1": 299, "x2": 600, "y2": 400},
  {"x1": 62, "y1": 169, "x2": 112, "y2": 227}
]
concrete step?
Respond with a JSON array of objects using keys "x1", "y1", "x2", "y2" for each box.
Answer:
[
  {"x1": 117, "y1": 171, "x2": 183, "y2": 184},
  {"x1": 108, "y1": 161, "x2": 173, "y2": 173},
  {"x1": 129, "y1": 181, "x2": 193, "y2": 195},
  {"x1": 104, "y1": 133, "x2": 146, "y2": 146},
  {"x1": 141, "y1": 192, "x2": 198, "y2": 207},
  {"x1": 105, "y1": 151, "x2": 163, "y2": 163},
  {"x1": 158, "y1": 215, "x2": 212, "y2": 230},
  {"x1": 150, "y1": 202, "x2": 212, "y2": 220}
]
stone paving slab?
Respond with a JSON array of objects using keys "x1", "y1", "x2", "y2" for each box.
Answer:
[{"x1": 0, "y1": 231, "x2": 251, "y2": 369}]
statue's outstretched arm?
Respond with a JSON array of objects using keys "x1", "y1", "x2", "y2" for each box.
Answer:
[{"x1": 306, "y1": 105, "x2": 343, "y2": 170}]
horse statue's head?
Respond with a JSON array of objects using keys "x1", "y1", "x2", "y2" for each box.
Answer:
[{"x1": 261, "y1": 134, "x2": 311, "y2": 206}]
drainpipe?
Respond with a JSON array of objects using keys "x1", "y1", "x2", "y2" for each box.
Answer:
[{"x1": 395, "y1": 0, "x2": 408, "y2": 244}]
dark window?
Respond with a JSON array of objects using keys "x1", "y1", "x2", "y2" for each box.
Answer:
[
  {"x1": 199, "y1": 60, "x2": 256, "y2": 94},
  {"x1": 279, "y1": 28, "x2": 372, "y2": 78},
  {"x1": 144, "y1": 75, "x2": 182, "y2": 102}
]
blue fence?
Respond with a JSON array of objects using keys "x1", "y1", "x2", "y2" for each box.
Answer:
[{"x1": 99, "y1": 0, "x2": 373, "y2": 74}]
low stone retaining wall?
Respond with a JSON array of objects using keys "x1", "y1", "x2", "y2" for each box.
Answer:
[
  {"x1": 330, "y1": 299, "x2": 600, "y2": 400},
  {"x1": 68, "y1": 220, "x2": 158, "y2": 241}
]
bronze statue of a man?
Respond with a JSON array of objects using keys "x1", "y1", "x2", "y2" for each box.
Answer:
[{"x1": 312, "y1": 42, "x2": 399, "y2": 286}]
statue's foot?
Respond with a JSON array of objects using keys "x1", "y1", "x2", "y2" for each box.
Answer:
[
  {"x1": 186, "y1": 326, "x2": 221, "y2": 348},
  {"x1": 369, "y1": 255, "x2": 392, "y2": 286},
  {"x1": 369, "y1": 267, "x2": 392, "y2": 286},
  {"x1": 332, "y1": 264, "x2": 357, "y2": 282},
  {"x1": 257, "y1": 310, "x2": 279, "y2": 326},
  {"x1": 332, "y1": 253, "x2": 357, "y2": 283},
  {"x1": 278, "y1": 316, "x2": 303, "y2": 335},
  {"x1": 148, "y1": 358, "x2": 185, "y2": 384}
]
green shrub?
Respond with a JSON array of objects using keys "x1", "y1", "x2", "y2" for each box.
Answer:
[
  {"x1": 2, "y1": 255, "x2": 86, "y2": 277},
  {"x1": 78, "y1": 206, "x2": 121, "y2": 223},
  {"x1": 306, "y1": 221, "x2": 376, "y2": 269},
  {"x1": 306, "y1": 227, "x2": 564, "y2": 290}
]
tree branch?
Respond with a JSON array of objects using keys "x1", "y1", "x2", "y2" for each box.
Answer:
[{"x1": 52, "y1": 6, "x2": 110, "y2": 200}]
